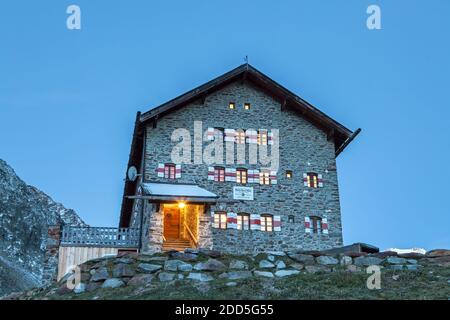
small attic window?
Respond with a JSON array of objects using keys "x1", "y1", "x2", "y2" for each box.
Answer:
[
  {"x1": 286, "y1": 170, "x2": 293, "y2": 179},
  {"x1": 229, "y1": 102, "x2": 236, "y2": 109},
  {"x1": 244, "y1": 103, "x2": 251, "y2": 110}
]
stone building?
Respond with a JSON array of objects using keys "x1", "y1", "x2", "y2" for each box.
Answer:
[{"x1": 119, "y1": 64, "x2": 360, "y2": 254}]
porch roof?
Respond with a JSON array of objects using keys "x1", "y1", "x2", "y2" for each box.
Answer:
[{"x1": 139, "y1": 182, "x2": 218, "y2": 202}]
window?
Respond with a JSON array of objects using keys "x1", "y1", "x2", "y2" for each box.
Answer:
[
  {"x1": 260, "y1": 171, "x2": 270, "y2": 185},
  {"x1": 286, "y1": 170, "x2": 293, "y2": 179},
  {"x1": 260, "y1": 214, "x2": 273, "y2": 232},
  {"x1": 229, "y1": 102, "x2": 235, "y2": 110},
  {"x1": 214, "y1": 212, "x2": 227, "y2": 229},
  {"x1": 236, "y1": 129, "x2": 246, "y2": 144},
  {"x1": 164, "y1": 164, "x2": 176, "y2": 179},
  {"x1": 310, "y1": 216, "x2": 322, "y2": 234},
  {"x1": 288, "y1": 215, "x2": 295, "y2": 223},
  {"x1": 237, "y1": 213, "x2": 250, "y2": 230},
  {"x1": 236, "y1": 168, "x2": 247, "y2": 184},
  {"x1": 307, "y1": 172, "x2": 319, "y2": 188},
  {"x1": 214, "y1": 166, "x2": 225, "y2": 182},
  {"x1": 258, "y1": 130, "x2": 268, "y2": 145},
  {"x1": 244, "y1": 103, "x2": 251, "y2": 110}
]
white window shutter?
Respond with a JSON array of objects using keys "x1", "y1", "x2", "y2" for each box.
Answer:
[
  {"x1": 207, "y1": 127, "x2": 215, "y2": 141},
  {"x1": 250, "y1": 214, "x2": 261, "y2": 231},
  {"x1": 246, "y1": 129, "x2": 257, "y2": 144},
  {"x1": 270, "y1": 170, "x2": 277, "y2": 184},
  {"x1": 318, "y1": 174, "x2": 324, "y2": 187},
  {"x1": 248, "y1": 169, "x2": 254, "y2": 183},
  {"x1": 274, "y1": 215, "x2": 281, "y2": 231},
  {"x1": 211, "y1": 211, "x2": 219, "y2": 229},
  {"x1": 225, "y1": 167, "x2": 236, "y2": 182},
  {"x1": 268, "y1": 131, "x2": 274, "y2": 145},
  {"x1": 304, "y1": 216, "x2": 311, "y2": 233},
  {"x1": 175, "y1": 164, "x2": 181, "y2": 178},
  {"x1": 227, "y1": 212, "x2": 237, "y2": 229},
  {"x1": 303, "y1": 173, "x2": 308, "y2": 187},
  {"x1": 156, "y1": 163, "x2": 165, "y2": 177},
  {"x1": 207, "y1": 167, "x2": 215, "y2": 181},
  {"x1": 322, "y1": 218, "x2": 329, "y2": 234},
  {"x1": 252, "y1": 169, "x2": 260, "y2": 184}
]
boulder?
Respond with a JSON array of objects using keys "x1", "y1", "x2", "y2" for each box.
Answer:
[
  {"x1": 101, "y1": 278, "x2": 125, "y2": 289},
  {"x1": 385, "y1": 257, "x2": 407, "y2": 265},
  {"x1": 275, "y1": 270, "x2": 300, "y2": 277},
  {"x1": 373, "y1": 251, "x2": 398, "y2": 258},
  {"x1": 389, "y1": 265, "x2": 404, "y2": 271},
  {"x1": 184, "y1": 248, "x2": 200, "y2": 254},
  {"x1": 127, "y1": 274, "x2": 154, "y2": 286},
  {"x1": 114, "y1": 257, "x2": 135, "y2": 264},
  {"x1": 290, "y1": 263, "x2": 304, "y2": 270},
  {"x1": 267, "y1": 251, "x2": 286, "y2": 257},
  {"x1": 187, "y1": 272, "x2": 214, "y2": 282},
  {"x1": 254, "y1": 270, "x2": 274, "y2": 278},
  {"x1": 137, "y1": 255, "x2": 167, "y2": 262},
  {"x1": 405, "y1": 265, "x2": 422, "y2": 271},
  {"x1": 164, "y1": 260, "x2": 192, "y2": 272},
  {"x1": 227, "y1": 271, "x2": 252, "y2": 280},
  {"x1": 398, "y1": 252, "x2": 425, "y2": 259},
  {"x1": 287, "y1": 253, "x2": 315, "y2": 265},
  {"x1": 178, "y1": 274, "x2": 184, "y2": 280},
  {"x1": 73, "y1": 283, "x2": 86, "y2": 294},
  {"x1": 169, "y1": 252, "x2": 198, "y2": 262},
  {"x1": 259, "y1": 260, "x2": 275, "y2": 269},
  {"x1": 305, "y1": 265, "x2": 330, "y2": 274},
  {"x1": 158, "y1": 272, "x2": 175, "y2": 282},
  {"x1": 407, "y1": 259, "x2": 418, "y2": 265},
  {"x1": 267, "y1": 255, "x2": 275, "y2": 262},
  {"x1": 194, "y1": 258, "x2": 226, "y2": 271},
  {"x1": 426, "y1": 249, "x2": 450, "y2": 258},
  {"x1": 226, "y1": 282, "x2": 237, "y2": 287},
  {"x1": 346, "y1": 265, "x2": 362, "y2": 273},
  {"x1": 113, "y1": 264, "x2": 135, "y2": 278},
  {"x1": 275, "y1": 260, "x2": 286, "y2": 269},
  {"x1": 229, "y1": 259, "x2": 249, "y2": 270},
  {"x1": 86, "y1": 282, "x2": 101, "y2": 292},
  {"x1": 137, "y1": 263, "x2": 162, "y2": 273},
  {"x1": 354, "y1": 256, "x2": 382, "y2": 266},
  {"x1": 316, "y1": 256, "x2": 339, "y2": 265},
  {"x1": 90, "y1": 267, "x2": 109, "y2": 282},
  {"x1": 340, "y1": 256, "x2": 353, "y2": 266},
  {"x1": 198, "y1": 248, "x2": 222, "y2": 258},
  {"x1": 345, "y1": 252, "x2": 368, "y2": 258}
]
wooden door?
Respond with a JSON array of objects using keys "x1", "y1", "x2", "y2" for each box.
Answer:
[{"x1": 164, "y1": 206, "x2": 180, "y2": 239}]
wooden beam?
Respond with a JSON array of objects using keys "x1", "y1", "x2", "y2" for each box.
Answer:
[
  {"x1": 152, "y1": 115, "x2": 158, "y2": 129},
  {"x1": 327, "y1": 129, "x2": 335, "y2": 141},
  {"x1": 281, "y1": 98, "x2": 287, "y2": 111}
]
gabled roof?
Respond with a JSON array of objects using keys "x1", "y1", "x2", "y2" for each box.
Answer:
[{"x1": 139, "y1": 63, "x2": 359, "y2": 154}]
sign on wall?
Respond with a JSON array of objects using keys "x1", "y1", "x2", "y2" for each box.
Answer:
[{"x1": 233, "y1": 186, "x2": 254, "y2": 200}]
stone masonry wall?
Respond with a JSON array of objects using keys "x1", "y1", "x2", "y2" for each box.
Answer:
[{"x1": 141, "y1": 81, "x2": 344, "y2": 254}]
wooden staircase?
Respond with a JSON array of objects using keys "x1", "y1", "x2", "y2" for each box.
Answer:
[{"x1": 162, "y1": 239, "x2": 192, "y2": 252}]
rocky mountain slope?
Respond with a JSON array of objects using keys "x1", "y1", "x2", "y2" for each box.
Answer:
[{"x1": 0, "y1": 159, "x2": 86, "y2": 296}]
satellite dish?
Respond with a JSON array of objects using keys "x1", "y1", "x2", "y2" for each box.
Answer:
[{"x1": 127, "y1": 166, "x2": 138, "y2": 181}]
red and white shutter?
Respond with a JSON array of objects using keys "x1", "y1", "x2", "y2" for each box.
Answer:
[
  {"x1": 273, "y1": 215, "x2": 281, "y2": 232},
  {"x1": 268, "y1": 131, "x2": 274, "y2": 145},
  {"x1": 318, "y1": 174, "x2": 324, "y2": 188},
  {"x1": 247, "y1": 169, "x2": 254, "y2": 183},
  {"x1": 175, "y1": 164, "x2": 182, "y2": 179},
  {"x1": 270, "y1": 170, "x2": 277, "y2": 184},
  {"x1": 207, "y1": 167, "x2": 215, "y2": 181},
  {"x1": 303, "y1": 173, "x2": 308, "y2": 187},
  {"x1": 207, "y1": 127, "x2": 215, "y2": 141},
  {"x1": 246, "y1": 129, "x2": 257, "y2": 144},
  {"x1": 251, "y1": 169, "x2": 260, "y2": 184},
  {"x1": 224, "y1": 129, "x2": 236, "y2": 142},
  {"x1": 321, "y1": 218, "x2": 329, "y2": 234},
  {"x1": 227, "y1": 212, "x2": 237, "y2": 229},
  {"x1": 225, "y1": 168, "x2": 236, "y2": 182},
  {"x1": 211, "y1": 211, "x2": 219, "y2": 228},
  {"x1": 156, "y1": 163, "x2": 165, "y2": 177},
  {"x1": 250, "y1": 214, "x2": 261, "y2": 231},
  {"x1": 304, "y1": 217, "x2": 311, "y2": 234}
]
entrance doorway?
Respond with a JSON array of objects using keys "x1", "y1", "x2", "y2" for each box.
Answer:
[{"x1": 163, "y1": 206, "x2": 180, "y2": 240}]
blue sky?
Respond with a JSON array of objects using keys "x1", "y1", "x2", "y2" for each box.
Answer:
[{"x1": 1, "y1": 1, "x2": 449, "y2": 250}]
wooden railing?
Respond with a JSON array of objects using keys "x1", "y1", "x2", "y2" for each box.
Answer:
[
  {"x1": 183, "y1": 223, "x2": 198, "y2": 248},
  {"x1": 60, "y1": 226, "x2": 140, "y2": 248}
]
